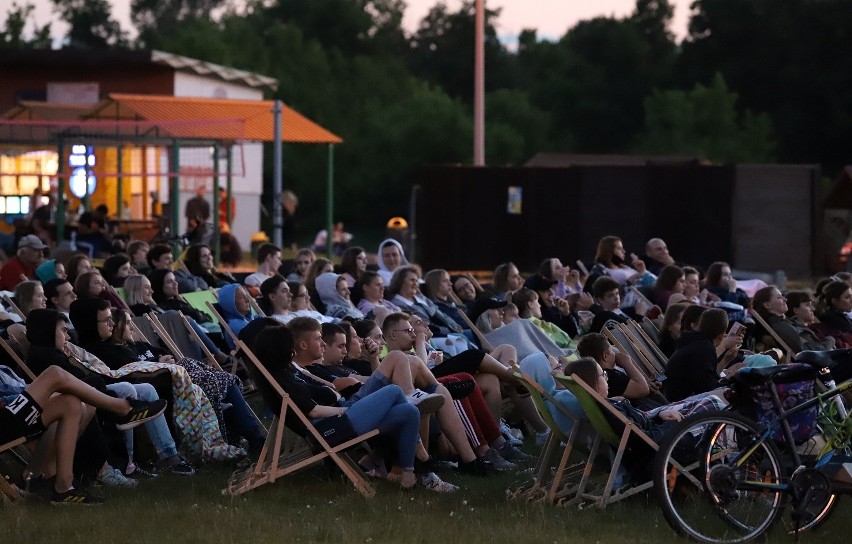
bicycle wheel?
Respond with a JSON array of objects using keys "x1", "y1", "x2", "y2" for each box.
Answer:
[{"x1": 653, "y1": 410, "x2": 784, "y2": 544}]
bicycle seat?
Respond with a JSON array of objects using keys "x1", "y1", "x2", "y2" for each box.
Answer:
[
  {"x1": 794, "y1": 348, "x2": 852, "y2": 369},
  {"x1": 730, "y1": 362, "x2": 818, "y2": 386}
]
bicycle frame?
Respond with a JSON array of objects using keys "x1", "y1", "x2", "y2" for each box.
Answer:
[{"x1": 727, "y1": 378, "x2": 852, "y2": 493}]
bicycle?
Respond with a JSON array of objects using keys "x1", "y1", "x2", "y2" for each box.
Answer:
[{"x1": 652, "y1": 350, "x2": 852, "y2": 543}]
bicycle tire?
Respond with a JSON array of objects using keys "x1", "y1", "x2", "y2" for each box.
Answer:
[{"x1": 653, "y1": 410, "x2": 784, "y2": 544}]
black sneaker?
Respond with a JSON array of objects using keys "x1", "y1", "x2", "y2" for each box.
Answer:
[
  {"x1": 457, "y1": 457, "x2": 491, "y2": 477},
  {"x1": 114, "y1": 398, "x2": 167, "y2": 431},
  {"x1": 51, "y1": 487, "x2": 105, "y2": 506},
  {"x1": 168, "y1": 459, "x2": 196, "y2": 476},
  {"x1": 126, "y1": 465, "x2": 159, "y2": 479}
]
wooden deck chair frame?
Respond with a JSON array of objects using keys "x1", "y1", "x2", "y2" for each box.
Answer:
[
  {"x1": 747, "y1": 308, "x2": 793, "y2": 363},
  {"x1": 512, "y1": 371, "x2": 588, "y2": 504},
  {"x1": 641, "y1": 315, "x2": 661, "y2": 338},
  {"x1": 105, "y1": 284, "x2": 132, "y2": 312},
  {"x1": 555, "y1": 373, "x2": 694, "y2": 509},
  {"x1": 448, "y1": 291, "x2": 494, "y2": 351},
  {"x1": 628, "y1": 286, "x2": 660, "y2": 319},
  {"x1": 1, "y1": 294, "x2": 25, "y2": 321},
  {"x1": 619, "y1": 321, "x2": 667, "y2": 375},
  {"x1": 601, "y1": 321, "x2": 660, "y2": 381},
  {"x1": 0, "y1": 437, "x2": 26, "y2": 503},
  {"x1": 224, "y1": 340, "x2": 378, "y2": 498},
  {"x1": 148, "y1": 311, "x2": 221, "y2": 370},
  {"x1": 205, "y1": 301, "x2": 245, "y2": 374},
  {"x1": 0, "y1": 335, "x2": 37, "y2": 382},
  {"x1": 141, "y1": 314, "x2": 184, "y2": 360}
]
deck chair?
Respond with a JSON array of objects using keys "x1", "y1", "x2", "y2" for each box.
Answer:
[
  {"x1": 448, "y1": 291, "x2": 494, "y2": 351},
  {"x1": 205, "y1": 301, "x2": 249, "y2": 374},
  {"x1": 620, "y1": 321, "x2": 668, "y2": 376},
  {"x1": 224, "y1": 340, "x2": 378, "y2": 498},
  {"x1": 0, "y1": 437, "x2": 26, "y2": 503},
  {"x1": 748, "y1": 309, "x2": 793, "y2": 363},
  {"x1": 0, "y1": 335, "x2": 36, "y2": 382},
  {"x1": 182, "y1": 289, "x2": 221, "y2": 324},
  {"x1": 640, "y1": 316, "x2": 661, "y2": 344},
  {"x1": 510, "y1": 371, "x2": 588, "y2": 504},
  {"x1": 133, "y1": 315, "x2": 183, "y2": 360},
  {"x1": 628, "y1": 286, "x2": 661, "y2": 319},
  {"x1": 1, "y1": 294, "x2": 25, "y2": 321},
  {"x1": 555, "y1": 373, "x2": 666, "y2": 509},
  {"x1": 149, "y1": 311, "x2": 221, "y2": 370},
  {"x1": 601, "y1": 321, "x2": 661, "y2": 381}
]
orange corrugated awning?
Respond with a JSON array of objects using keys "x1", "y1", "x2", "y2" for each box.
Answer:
[{"x1": 94, "y1": 94, "x2": 342, "y2": 144}]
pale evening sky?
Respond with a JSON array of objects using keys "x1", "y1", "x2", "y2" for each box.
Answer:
[{"x1": 20, "y1": 0, "x2": 692, "y2": 45}]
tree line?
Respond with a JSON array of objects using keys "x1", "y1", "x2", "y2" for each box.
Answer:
[{"x1": 2, "y1": 0, "x2": 851, "y2": 235}]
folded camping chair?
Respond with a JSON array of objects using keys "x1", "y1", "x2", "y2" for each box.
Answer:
[
  {"x1": 748, "y1": 308, "x2": 793, "y2": 363},
  {"x1": 510, "y1": 371, "x2": 588, "y2": 504},
  {"x1": 601, "y1": 321, "x2": 661, "y2": 381},
  {"x1": 224, "y1": 339, "x2": 378, "y2": 498},
  {"x1": 555, "y1": 373, "x2": 668, "y2": 509}
]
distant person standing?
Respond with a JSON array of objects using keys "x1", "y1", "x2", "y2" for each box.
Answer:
[
  {"x1": 184, "y1": 185, "x2": 211, "y2": 228},
  {"x1": 281, "y1": 190, "x2": 299, "y2": 252}
]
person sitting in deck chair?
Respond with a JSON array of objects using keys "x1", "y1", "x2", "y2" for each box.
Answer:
[{"x1": 1, "y1": 364, "x2": 166, "y2": 504}]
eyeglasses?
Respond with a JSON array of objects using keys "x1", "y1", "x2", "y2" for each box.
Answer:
[
  {"x1": 98, "y1": 317, "x2": 114, "y2": 325},
  {"x1": 392, "y1": 327, "x2": 416, "y2": 335},
  {"x1": 293, "y1": 293, "x2": 308, "y2": 299},
  {"x1": 599, "y1": 372, "x2": 608, "y2": 381}
]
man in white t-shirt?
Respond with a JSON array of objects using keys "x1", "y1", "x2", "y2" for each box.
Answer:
[{"x1": 243, "y1": 243, "x2": 282, "y2": 288}]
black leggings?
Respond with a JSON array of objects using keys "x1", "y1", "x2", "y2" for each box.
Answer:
[{"x1": 430, "y1": 349, "x2": 487, "y2": 379}]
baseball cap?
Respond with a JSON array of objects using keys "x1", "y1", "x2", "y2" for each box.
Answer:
[{"x1": 18, "y1": 234, "x2": 47, "y2": 251}]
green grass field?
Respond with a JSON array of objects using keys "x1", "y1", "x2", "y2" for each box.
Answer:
[{"x1": 3, "y1": 461, "x2": 851, "y2": 544}]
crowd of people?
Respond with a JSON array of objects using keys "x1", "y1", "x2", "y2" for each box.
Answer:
[{"x1": 2, "y1": 229, "x2": 849, "y2": 505}]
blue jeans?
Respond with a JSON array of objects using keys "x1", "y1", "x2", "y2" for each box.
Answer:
[
  {"x1": 222, "y1": 382, "x2": 265, "y2": 449},
  {"x1": 186, "y1": 316, "x2": 221, "y2": 355},
  {"x1": 343, "y1": 385, "x2": 419, "y2": 470},
  {"x1": 106, "y1": 382, "x2": 178, "y2": 460}
]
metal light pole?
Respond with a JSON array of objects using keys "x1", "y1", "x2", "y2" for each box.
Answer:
[
  {"x1": 473, "y1": 0, "x2": 485, "y2": 166},
  {"x1": 272, "y1": 100, "x2": 283, "y2": 247}
]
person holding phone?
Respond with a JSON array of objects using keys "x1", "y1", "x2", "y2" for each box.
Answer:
[{"x1": 663, "y1": 308, "x2": 737, "y2": 402}]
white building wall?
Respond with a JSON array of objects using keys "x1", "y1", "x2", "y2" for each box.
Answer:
[{"x1": 171, "y1": 72, "x2": 267, "y2": 251}]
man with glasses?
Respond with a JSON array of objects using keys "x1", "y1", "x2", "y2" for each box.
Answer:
[{"x1": 0, "y1": 235, "x2": 46, "y2": 291}]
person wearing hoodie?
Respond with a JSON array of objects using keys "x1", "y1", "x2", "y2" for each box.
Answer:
[
  {"x1": 377, "y1": 238, "x2": 408, "y2": 284},
  {"x1": 35, "y1": 258, "x2": 66, "y2": 284},
  {"x1": 25, "y1": 308, "x2": 142, "y2": 487},
  {"x1": 70, "y1": 298, "x2": 264, "y2": 459},
  {"x1": 62, "y1": 298, "x2": 195, "y2": 477},
  {"x1": 218, "y1": 283, "x2": 260, "y2": 349},
  {"x1": 518, "y1": 352, "x2": 583, "y2": 437},
  {"x1": 315, "y1": 272, "x2": 364, "y2": 320},
  {"x1": 663, "y1": 308, "x2": 742, "y2": 402}
]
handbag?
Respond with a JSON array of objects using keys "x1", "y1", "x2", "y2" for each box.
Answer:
[{"x1": 312, "y1": 414, "x2": 357, "y2": 447}]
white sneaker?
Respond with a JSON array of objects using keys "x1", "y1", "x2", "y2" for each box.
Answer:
[
  {"x1": 420, "y1": 472, "x2": 459, "y2": 493},
  {"x1": 97, "y1": 465, "x2": 139, "y2": 488},
  {"x1": 406, "y1": 389, "x2": 445, "y2": 414},
  {"x1": 535, "y1": 429, "x2": 551, "y2": 447},
  {"x1": 500, "y1": 421, "x2": 524, "y2": 445}
]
